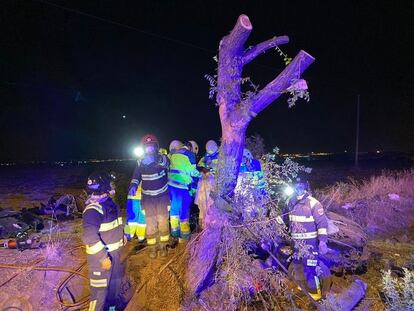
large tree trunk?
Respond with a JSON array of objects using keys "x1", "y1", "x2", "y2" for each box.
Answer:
[
  {"x1": 214, "y1": 14, "x2": 315, "y2": 199},
  {"x1": 188, "y1": 14, "x2": 315, "y2": 296}
]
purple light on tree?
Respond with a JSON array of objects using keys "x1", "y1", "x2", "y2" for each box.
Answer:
[{"x1": 188, "y1": 14, "x2": 315, "y2": 295}]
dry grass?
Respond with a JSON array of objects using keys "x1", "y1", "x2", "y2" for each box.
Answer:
[{"x1": 318, "y1": 169, "x2": 414, "y2": 236}]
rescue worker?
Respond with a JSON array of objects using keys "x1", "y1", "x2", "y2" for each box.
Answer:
[
  {"x1": 188, "y1": 140, "x2": 199, "y2": 157},
  {"x1": 129, "y1": 134, "x2": 170, "y2": 259},
  {"x1": 234, "y1": 149, "x2": 266, "y2": 219},
  {"x1": 239, "y1": 149, "x2": 266, "y2": 192},
  {"x1": 195, "y1": 140, "x2": 219, "y2": 228},
  {"x1": 168, "y1": 140, "x2": 183, "y2": 157},
  {"x1": 187, "y1": 141, "x2": 199, "y2": 197},
  {"x1": 159, "y1": 148, "x2": 168, "y2": 156},
  {"x1": 169, "y1": 141, "x2": 200, "y2": 241},
  {"x1": 283, "y1": 179, "x2": 329, "y2": 301},
  {"x1": 83, "y1": 172, "x2": 125, "y2": 311},
  {"x1": 124, "y1": 182, "x2": 146, "y2": 243}
]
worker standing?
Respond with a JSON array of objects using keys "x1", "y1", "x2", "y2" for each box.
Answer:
[
  {"x1": 286, "y1": 180, "x2": 329, "y2": 301},
  {"x1": 124, "y1": 182, "x2": 146, "y2": 243},
  {"x1": 188, "y1": 140, "x2": 200, "y2": 197},
  {"x1": 168, "y1": 141, "x2": 200, "y2": 242},
  {"x1": 129, "y1": 134, "x2": 170, "y2": 259},
  {"x1": 83, "y1": 172, "x2": 125, "y2": 311},
  {"x1": 195, "y1": 140, "x2": 219, "y2": 228},
  {"x1": 168, "y1": 140, "x2": 183, "y2": 158}
]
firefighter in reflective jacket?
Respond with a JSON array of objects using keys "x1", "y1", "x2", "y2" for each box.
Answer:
[
  {"x1": 83, "y1": 172, "x2": 125, "y2": 311},
  {"x1": 129, "y1": 134, "x2": 170, "y2": 259},
  {"x1": 124, "y1": 182, "x2": 146, "y2": 242},
  {"x1": 169, "y1": 142, "x2": 200, "y2": 241},
  {"x1": 282, "y1": 180, "x2": 329, "y2": 301}
]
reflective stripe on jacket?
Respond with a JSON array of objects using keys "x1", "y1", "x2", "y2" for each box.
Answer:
[
  {"x1": 130, "y1": 155, "x2": 170, "y2": 198},
  {"x1": 169, "y1": 149, "x2": 200, "y2": 190},
  {"x1": 198, "y1": 151, "x2": 219, "y2": 173},
  {"x1": 82, "y1": 198, "x2": 124, "y2": 259},
  {"x1": 288, "y1": 194, "x2": 328, "y2": 243},
  {"x1": 127, "y1": 183, "x2": 142, "y2": 200}
]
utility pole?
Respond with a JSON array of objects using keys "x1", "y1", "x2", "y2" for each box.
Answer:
[{"x1": 355, "y1": 94, "x2": 360, "y2": 166}]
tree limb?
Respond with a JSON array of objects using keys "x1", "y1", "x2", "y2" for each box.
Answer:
[
  {"x1": 217, "y1": 14, "x2": 253, "y2": 115},
  {"x1": 248, "y1": 50, "x2": 315, "y2": 116},
  {"x1": 242, "y1": 35, "x2": 290, "y2": 65}
]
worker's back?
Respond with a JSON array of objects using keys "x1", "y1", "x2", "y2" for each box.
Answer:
[{"x1": 168, "y1": 148, "x2": 198, "y2": 190}]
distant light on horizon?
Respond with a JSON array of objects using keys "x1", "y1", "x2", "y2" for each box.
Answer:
[
  {"x1": 122, "y1": 115, "x2": 126, "y2": 119},
  {"x1": 376, "y1": 150, "x2": 381, "y2": 154}
]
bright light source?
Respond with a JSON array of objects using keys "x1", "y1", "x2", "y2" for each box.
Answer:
[
  {"x1": 122, "y1": 115, "x2": 126, "y2": 119},
  {"x1": 133, "y1": 146, "x2": 144, "y2": 157},
  {"x1": 284, "y1": 186, "x2": 295, "y2": 196},
  {"x1": 376, "y1": 150, "x2": 381, "y2": 154}
]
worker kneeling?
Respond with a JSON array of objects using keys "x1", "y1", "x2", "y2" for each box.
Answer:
[
  {"x1": 129, "y1": 134, "x2": 170, "y2": 259},
  {"x1": 83, "y1": 172, "x2": 125, "y2": 311},
  {"x1": 284, "y1": 179, "x2": 330, "y2": 301}
]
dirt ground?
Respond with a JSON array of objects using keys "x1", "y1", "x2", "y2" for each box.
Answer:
[
  {"x1": 1, "y1": 164, "x2": 414, "y2": 310},
  {"x1": 1, "y1": 214, "x2": 414, "y2": 311}
]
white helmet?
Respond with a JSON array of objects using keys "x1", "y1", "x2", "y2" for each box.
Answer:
[
  {"x1": 169, "y1": 140, "x2": 183, "y2": 152},
  {"x1": 189, "y1": 140, "x2": 199, "y2": 155},
  {"x1": 206, "y1": 140, "x2": 218, "y2": 154},
  {"x1": 243, "y1": 148, "x2": 253, "y2": 161}
]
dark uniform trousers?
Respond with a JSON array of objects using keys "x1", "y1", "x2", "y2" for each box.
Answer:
[
  {"x1": 82, "y1": 199, "x2": 124, "y2": 311},
  {"x1": 88, "y1": 250, "x2": 123, "y2": 311}
]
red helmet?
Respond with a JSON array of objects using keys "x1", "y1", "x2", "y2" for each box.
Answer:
[{"x1": 141, "y1": 134, "x2": 159, "y2": 146}]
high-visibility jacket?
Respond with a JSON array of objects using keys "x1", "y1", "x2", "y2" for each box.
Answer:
[
  {"x1": 82, "y1": 198, "x2": 124, "y2": 261},
  {"x1": 238, "y1": 158, "x2": 266, "y2": 192},
  {"x1": 130, "y1": 154, "x2": 170, "y2": 198},
  {"x1": 287, "y1": 194, "x2": 328, "y2": 243},
  {"x1": 168, "y1": 148, "x2": 200, "y2": 190},
  {"x1": 127, "y1": 183, "x2": 142, "y2": 200},
  {"x1": 198, "y1": 151, "x2": 219, "y2": 173}
]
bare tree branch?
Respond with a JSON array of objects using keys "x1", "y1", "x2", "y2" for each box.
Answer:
[
  {"x1": 242, "y1": 36, "x2": 290, "y2": 65},
  {"x1": 248, "y1": 50, "x2": 315, "y2": 116}
]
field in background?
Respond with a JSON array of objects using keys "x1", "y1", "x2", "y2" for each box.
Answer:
[{"x1": 0, "y1": 154, "x2": 412, "y2": 210}]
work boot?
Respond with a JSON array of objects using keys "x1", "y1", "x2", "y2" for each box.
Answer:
[
  {"x1": 148, "y1": 245, "x2": 157, "y2": 259},
  {"x1": 159, "y1": 243, "x2": 168, "y2": 257},
  {"x1": 135, "y1": 239, "x2": 147, "y2": 252},
  {"x1": 168, "y1": 237, "x2": 179, "y2": 249}
]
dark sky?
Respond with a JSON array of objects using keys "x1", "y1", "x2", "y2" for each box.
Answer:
[{"x1": 0, "y1": 0, "x2": 413, "y2": 161}]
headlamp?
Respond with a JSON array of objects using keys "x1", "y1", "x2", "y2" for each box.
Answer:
[
  {"x1": 133, "y1": 146, "x2": 145, "y2": 158},
  {"x1": 283, "y1": 186, "x2": 295, "y2": 196}
]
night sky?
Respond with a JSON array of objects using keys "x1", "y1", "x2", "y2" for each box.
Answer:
[{"x1": 1, "y1": 0, "x2": 413, "y2": 161}]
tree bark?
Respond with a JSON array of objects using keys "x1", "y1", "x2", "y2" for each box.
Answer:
[
  {"x1": 187, "y1": 14, "x2": 315, "y2": 298},
  {"x1": 214, "y1": 14, "x2": 315, "y2": 200}
]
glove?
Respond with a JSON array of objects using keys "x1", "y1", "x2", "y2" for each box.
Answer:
[
  {"x1": 100, "y1": 256, "x2": 112, "y2": 270},
  {"x1": 318, "y1": 241, "x2": 328, "y2": 255},
  {"x1": 128, "y1": 185, "x2": 137, "y2": 196}
]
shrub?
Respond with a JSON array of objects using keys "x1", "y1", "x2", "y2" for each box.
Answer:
[{"x1": 382, "y1": 269, "x2": 414, "y2": 311}]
